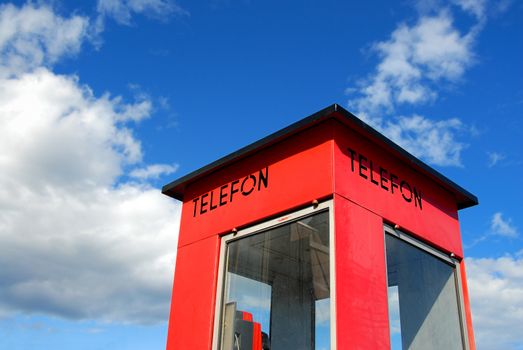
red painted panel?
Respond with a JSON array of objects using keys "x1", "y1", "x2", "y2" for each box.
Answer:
[
  {"x1": 242, "y1": 311, "x2": 253, "y2": 322},
  {"x1": 166, "y1": 235, "x2": 220, "y2": 350},
  {"x1": 334, "y1": 194, "x2": 390, "y2": 349},
  {"x1": 253, "y1": 322, "x2": 262, "y2": 350},
  {"x1": 459, "y1": 260, "x2": 476, "y2": 350},
  {"x1": 333, "y1": 122, "x2": 464, "y2": 258},
  {"x1": 178, "y1": 120, "x2": 336, "y2": 247}
]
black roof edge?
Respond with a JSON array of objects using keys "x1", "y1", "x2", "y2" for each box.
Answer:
[
  {"x1": 162, "y1": 103, "x2": 478, "y2": 210},
  {"x1": 161, "y1": 104, "x2": 337, "y2": 198}
]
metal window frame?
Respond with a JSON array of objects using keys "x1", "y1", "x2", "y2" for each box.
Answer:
[
  {"x1": 383, "y1": 224, "x2": 470, "y2": 350},
  {"x1": 212, "y1": 200, "x2": 336, "y2": 350}
]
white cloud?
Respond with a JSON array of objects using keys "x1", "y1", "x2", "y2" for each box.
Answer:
[
  {"x1": 349, "y1": 12, "x2": 474, "y2": 114},
  {"x1": 487, "y1": 151, "x2": 506, "y2": 167},
  {"x1": 96, "y1": 0, "x2": 188, "y2": 31},
  {"x1": 0, "y1": 3, "x2": 181, "y2": 324},
  {"x1": 0, "y1": 69, "x2": 145, "y2": 188},
  {"x1": 354, "y1": 111, "x2": 468, "y2": 167},
  {"x1": 490, "y1": 212, "x2": 518, "y2": 237},
  {"x1": 467, "y1": 255, "x2": 523, "y2": 350},
  {"x1": 415, "y1": 0, "x2": 488, "y2": 20},
  {"x1": 114, "y1": 95, "x2": 153, "y2": 122},
  {"x1": 382, "y1": 114, "x2": 466, "y2": 166},
  {"x1": 130, "y1": 163, "x2": 179, "y2": 180},
  {"x1": 347, "y1": 11, "x2": 480, "y2": 167},
  {"x1": 0, "y1": 67, "x2": 181, "y2": 324},
  {"x1": 452, "y1": 0, "x2": 487, "y2": 19},
  {"x1": 0, "y1": 3, "x2": 89, "y2": 77}
]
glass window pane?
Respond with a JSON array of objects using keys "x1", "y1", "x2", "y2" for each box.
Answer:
[
  {"x1": 388, "y1": 285, "x2": 402, "y2": 350},
  {"x1": 220, "y1": 211, "x2": 330, "y2": 350},
  {"x1": 385, "y1": 234, "x2": 464, "y2": 350}
]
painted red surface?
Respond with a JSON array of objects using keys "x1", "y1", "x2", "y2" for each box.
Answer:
[
  {"x1": 242, "y1": 311, "x2": 253, "y2": 322},
  {"x1": 165, "y1": 115, "x2": 476, "y2": 349},
  {"x1": 165, "y1": 235, "x2": 220, "y2": 350},
  {"x1": 334, "y1": 194, "x2": 390, "y2": 348},
  {"x1": 253, "y1": 322, "x2": 262, "y2": 350},
  {"x1": 460, "y1": 260, "x2": 476, "y2": 350},
  {"x1": 177, "y1": 120, "x2": 336, "y2": 248},
  {"x1": 332, "y1": 119, "x2": 464, "y2": 258}
]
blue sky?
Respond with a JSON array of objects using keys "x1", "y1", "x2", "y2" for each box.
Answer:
[{"x1": 0, "y1": 0, "x2": 521, "y2": 349}]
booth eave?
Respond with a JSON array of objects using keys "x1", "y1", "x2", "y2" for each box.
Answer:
[{"x1": 162, "y1": 104, "x2": 478, "y2": 210}]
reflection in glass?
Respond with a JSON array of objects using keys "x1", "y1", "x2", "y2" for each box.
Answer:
[
  {"x1": 220, "y1": 211, "x2": 330, "y2": 350},
  {"x1": 385, "y1": 234, "x2": 464, "y2": 350},
  {"x1": 388, "y1": 285, "x2": 402, "y2": 350}
]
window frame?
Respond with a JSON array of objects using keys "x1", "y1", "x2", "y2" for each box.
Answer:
[
  {"x1": 383, "y1": 224, "x2": 471, "y2": 350},
  {"x1": 212, "y1": 200, "x2": 336, "y2": 350}
]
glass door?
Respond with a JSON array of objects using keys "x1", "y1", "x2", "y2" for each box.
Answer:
[{"x1": 215, "y1": 206, "x2": 332, "y2": 350}]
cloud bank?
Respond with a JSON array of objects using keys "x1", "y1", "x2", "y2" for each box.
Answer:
[
  {"x1": 0, "y1": 3, "x2": 89, "y2": 77},
  {"x1": 467, "y1": 255, "x2": 523, "y2": 350},
  {"x1": 347, "y1": 7, "x2": 481, "y2": 166},
  {"x1": 0, "y1": 3, "x2": 180, "y2": 324}
]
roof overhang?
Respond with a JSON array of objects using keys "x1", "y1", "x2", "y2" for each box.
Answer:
[{"x1": 162, "y1": 104, "x2": 478, "y2": 210}]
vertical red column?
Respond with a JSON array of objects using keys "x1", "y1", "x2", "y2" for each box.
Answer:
[
  {"x1": 459, "y1": 260, "x2": 477, "y2": 349},
  {"x1": 334, "y1": 194, "x2": 390, "y2": 349},
  {"x1": 166, "y1": 235, "x2": 221, "y2": 350}
]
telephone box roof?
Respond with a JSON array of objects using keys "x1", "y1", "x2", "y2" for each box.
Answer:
[{"x1": 162, "y1": 104, "x2": 478, "y2": 209}]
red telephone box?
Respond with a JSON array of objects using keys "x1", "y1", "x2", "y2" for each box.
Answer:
[{"x1": 162, "y1": 104, "x2": 478, "y2": 349}]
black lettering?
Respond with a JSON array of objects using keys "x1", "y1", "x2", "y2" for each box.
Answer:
[
  {"x1": 413, "y1": 187, "x2": 423, "y2": 210},
  {"x1": 192, "y1": 197, "x2": 200, "y2": 217},
  {"x1": 400, "y1": 181, "x2": 412, "y2": 203},
  {"x1": 219, "y1": 184, "x2": 228, "y2": 206},
  {"x1": 200, "y1": 193, "x2": 209, "y2": 214},
  {"x1": 230, "y1": 179, "x2": 240, "y2": 202},
  {"x1": 380, "y1": 167, "x2": 389, "y2": 190},
  {"x1": 209, "y1": 190, "x2": 218, "y2": 211},
  {"x1": 241, "y1": 174, "x2": 256, "y2": 196},
  {"x1": 369, "y1": 161, "x2": 379, "y2": 185},
  {"x1": 390, "y1": 173, "x2": 399, "y2": 194},
  {"x1": 346, "y1": 148, "x2": 423, "y2": 208},
  {"x1": 359, "y1": 154, "x2": 368, "y2": 179},
  {"x1": 348, "y1": 148, "x2": 356, "y2": 172},
  {"x1": 258, "y1": 167, "x2": 269, "y2": 190}
]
